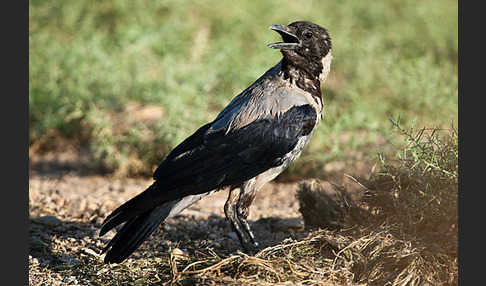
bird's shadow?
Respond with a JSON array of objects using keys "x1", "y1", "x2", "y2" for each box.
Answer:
[
  {"x1": 29, "y1": 213, "x2": 308, "y2": 272},
  {"x1": 143, "y1": 214, "x2": 308, "y2": 258}
]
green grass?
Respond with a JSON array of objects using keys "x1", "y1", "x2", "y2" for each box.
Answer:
[{"x1": 29, "y1": 0, "x2": 458, "y2": 176}]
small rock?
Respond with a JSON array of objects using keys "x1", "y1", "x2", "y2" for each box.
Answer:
[
  {"x1": 226, "y1": 232, "x2": 238, "y2": 241},
  {"x1": 273, "y1": 218, "x2": 304, "y2": 232},
  {"x1": 170, "y1": 248, "x2": 189, "y2": 260},
  {"x1": 33, "y1": 216, "x2": 62, "y2": 227},
  {"x1": 31, "y1": 236, "x2": 48, "y2": 250},
  {"x1": 78, "y1": 199, "x2": 87, "y2": 212},
  {"x1": 82, "y1": 248, "x2": 100, "y2": 257},
  {"x1": 60, "y1": 254, "x2": 80, "y2": 266},
  {"x1": 29, "y1": 255, "x2": 39, "y2": 265},
  {"x1": 87, "y1": 202, "x2": 98, "y2": 212},
  {"x1": 63, "y1": 276, "x2": 78, "y2": 284},
  {"x1": 161, "y1": 240, "x2": 172, "y2": 248},
  {"x1": 40, "y1": 259, "x2": 52, "y2": 267},
  {"x1": 210, "y1": 241, "x2": 222, "y2": 248}
]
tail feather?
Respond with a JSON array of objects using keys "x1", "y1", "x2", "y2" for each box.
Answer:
[
  {"x1": 102, "y1": 200, "x2": 180, "y2": 263},
  {"x1": 100, "y1": 184, "x2": 159, "y2": 236},
  {"x1": 100, "y1": 186, "x2": 215, "y2": 263}
]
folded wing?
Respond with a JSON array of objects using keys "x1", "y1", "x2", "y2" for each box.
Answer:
[{"x1": 153, "y1": 104, "x2": 317, "y2": 199}]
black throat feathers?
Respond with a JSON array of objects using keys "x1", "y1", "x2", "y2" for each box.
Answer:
[{"x1": 281, "y1": 57, "x2": 322, "y2": 106}]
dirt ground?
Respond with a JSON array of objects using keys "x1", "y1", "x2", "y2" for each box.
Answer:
[{"x1": 29, "y1": 150, "x2": 369, "y2": 285}]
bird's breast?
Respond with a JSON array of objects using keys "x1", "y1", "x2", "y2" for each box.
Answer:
[{"x1": 252, "y1": 132, "x2": 314, "y2": 191}]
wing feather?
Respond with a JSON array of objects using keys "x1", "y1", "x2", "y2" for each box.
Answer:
[{"x1": 151, "y1": 104, "x2": 317, "y2": 203}]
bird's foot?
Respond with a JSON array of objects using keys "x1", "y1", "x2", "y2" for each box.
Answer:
[{"x1": 241, "y1": 240, "x2": 262, "y2": 255}]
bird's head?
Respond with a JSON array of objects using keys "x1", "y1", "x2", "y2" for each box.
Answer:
[{"x1": 268, "y1": 21, "x2": 332, "y2": 82}]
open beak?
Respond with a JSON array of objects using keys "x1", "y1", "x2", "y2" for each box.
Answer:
[{"x1": 267, "y1": 24, "x2": 300, "y2": 50}]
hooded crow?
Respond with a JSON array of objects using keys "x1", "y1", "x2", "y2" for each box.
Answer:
[{"x1": 100, "y1": 21, "x2": 332, "y2": 263}]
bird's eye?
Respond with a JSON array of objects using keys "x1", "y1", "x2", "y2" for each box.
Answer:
[{"x1": 304, "y1": 32, "x2": 313, "y2": 39}]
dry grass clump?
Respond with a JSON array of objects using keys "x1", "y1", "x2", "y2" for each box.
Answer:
[
  {"x1": 288, "y1": 123, "x2": 458, "y2": 285},
  {"x1": 364, "y1": 121, "x2": 458, "y2": 257},
  {"x1": 166, "y1": 225, "x2": 456, "y2": 285},
  {"x1": 296, "y1": 179, "x2": 365, "y2": 230},
  {"x1": 168, "y1": 231, "x2": 358, "y2": 285},
  {"x1": 296, "y1": 180, "x2": 350, "y2": 229}
]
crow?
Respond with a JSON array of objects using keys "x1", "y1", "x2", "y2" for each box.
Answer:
[{"x1": 99, "y1": 21, "x2": 332, "y2": 263}]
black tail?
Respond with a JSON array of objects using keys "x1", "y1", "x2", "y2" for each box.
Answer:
[
  {"x1": 100, "y1": 184, "x2": 161, "y2": 237},
  {"x1": 99, "y1": 182, "x2": 214, "y2": 263},
  {"x1": 101, "y1": 200, "x2": 180, "y2": 263}
]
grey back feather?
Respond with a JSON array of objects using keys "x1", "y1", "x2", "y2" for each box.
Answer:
[{"x1": 209, "y1": 61, "x2": 317, "y2": 135}]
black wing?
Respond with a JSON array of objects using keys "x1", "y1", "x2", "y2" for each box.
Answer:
[
  {"x1": 100, "y1": 104, "x2": 317, "y2": 238},
  {"x1": 151, "y1": 104, "x2": 317, "y2": 202}
]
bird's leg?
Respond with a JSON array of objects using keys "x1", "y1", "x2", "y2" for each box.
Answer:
[
  {"x1": 224, "y1": 183, "x2": 260, "y2": 252},
  {"x1": 236, "y1": 180, "x2": 259, "y2": 250},
  {"x1": 224, "y1": 187, "x2": 248, "y2": 245}
]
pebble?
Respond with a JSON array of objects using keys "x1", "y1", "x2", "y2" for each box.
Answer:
[
  {"x1": 29, "y1": 255, "x2": 39, "y2": 265},
  {"x1": 210, "y1": 241, "x2": 221, "y2": 248},
  {"x1": 226, "y1": 232, "x2": 238, "y2": 240},
  {"x1": 40, "y1": 259, "x2": 52, "y2": 267},
  {"x1": 273, "y1": 218, "x2": 304, "y2": 231},
  {"x1": 82, "y1": 248, "x2": 100, "y2": 257},
  {"x1": 170, "y1": 248, "x2": 189, "y2": 260},
  {"x1": 33, "y1": 216, "x2": 62, "y2": 227},
  {"x1": 60, "y1": 254, "x2": 80, "y2": 266},
  {"x1": 31, "y1": 236, "x2": 48, "y2": 249},
  {"x1": 63, "y1": 276, "x2": 78, "y2": 284}
]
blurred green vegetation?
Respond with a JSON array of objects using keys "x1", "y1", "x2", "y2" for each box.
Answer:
[{"x1": 29, "y1": 0, "x2": 458, "y2": 176}]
